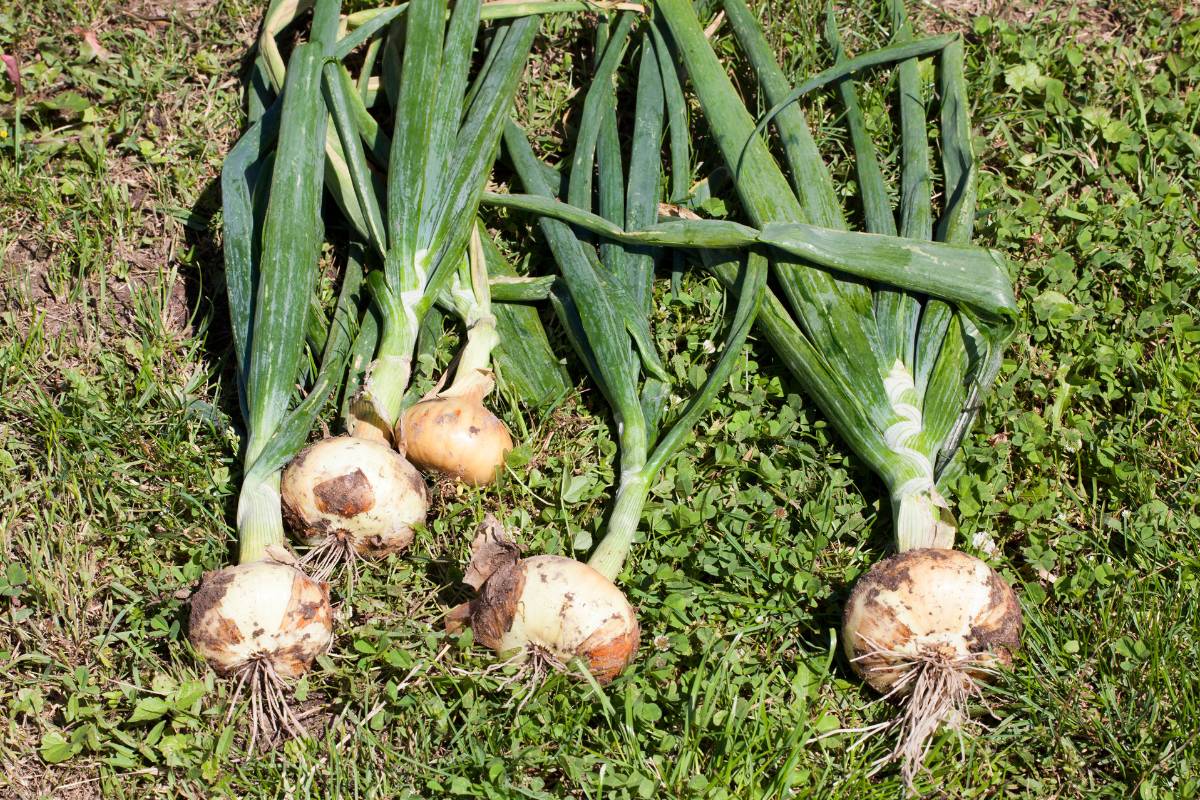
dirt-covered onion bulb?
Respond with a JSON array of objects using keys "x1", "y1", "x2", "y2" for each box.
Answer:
[
  {"x1": 189, "y1": 557, "x2": 333, "y2": 678},
  {"x1": 842, "y1": 548, "x2": 1021, "y2": 785},
  {"x1": 188, "y1": 554, "x2": 333, "y2": 746},
  {"x1": 280, "y1": 435, "x2": 428, "y2": 575},
  {"x1": 400, "y1": 372, "x2": 512, "y2": 486},
  {"x1": 448, "y1": 518, "x2": 639, "y2": 683}
]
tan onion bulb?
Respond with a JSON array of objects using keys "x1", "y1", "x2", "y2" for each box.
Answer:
[
  {"x1": 281, "y1": 435, "x2": 428, "y2": 557},
  {"x1": 842, "y1": 548, "x2": 1022, "y2": 694},
  {"x1": 400, "y1": 384, "x2": 513, "y2": 486},
  {"x1": 188, "y1": 559, "x2": 333, "y2": 678}
]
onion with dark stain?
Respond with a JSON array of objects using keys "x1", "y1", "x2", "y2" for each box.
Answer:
[
  {"x1": 447, "y1": 518, "x2": 639, "y2": 683},
  {"x1": 188, "y1": 558, "x2": 333, "y2": 678},
  {"x1": 281, "y1": 436, "x2": 428, "y2": 567},
  {"x1": 842, "y1": 547, "x2": 1022, "y2": 784},
  {"x1": 843, "y1": 548, "x2": 1022, "y2": 691}
]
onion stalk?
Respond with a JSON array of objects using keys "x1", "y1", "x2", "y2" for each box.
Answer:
[{"x1": 401, "y1": 226, "x2": 514, "y2": 485}]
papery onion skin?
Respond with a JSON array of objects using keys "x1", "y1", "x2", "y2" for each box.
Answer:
[
  {"x1": 188, "y1": 560, "x2": 333, "y2": 678},
  {"x1": 842, "y1": 548, "x2": 1022, "y2": 694},
  {"x1": 400, "y1": 394, "x2": 513, "y2": 486},
  {"x1": 455, "y1": 555, "x2": 639, "y2": 683},
  {"x1": 281, "y1": 435, "x2": 428, "y2": 556}
]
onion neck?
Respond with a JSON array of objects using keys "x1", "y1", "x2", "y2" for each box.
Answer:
[
  {"x1": 587, "y1": 471, "x2": 649, "y2": 582},
  {"x1": 236, "y1": 471, "x2": 285, "y2": 564},
  {"x1": 880, "y1": 358, "x2": 957, "y2": 552},
  {"x1": 349, "y1": 324, "x2": 414, "y2": 440},
  {"x1": 443, "y1": 314, "x2": 498, "y2": 398},
  {"x1": 892, "y1": 482, "x2": 957, "y2": 552}
]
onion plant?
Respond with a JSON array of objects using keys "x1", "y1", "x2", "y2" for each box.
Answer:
[
  {"x1": 649, "y1": 0, "x2": 1022, "y2": 784},
  {"x1": 480, "y1": 0, "x2": 1022, "y2": 779},
  {"x1": 261, "y1": 0, "x2": 556, "y2": 579},
  {"x1": 190, "y1": 0, "x2": 356, "y2": 748},
  {"x1": 451, "y1": 16, "x2": 767, "y2": 682}
]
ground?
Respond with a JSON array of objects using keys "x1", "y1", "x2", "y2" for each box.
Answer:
[{"x1": 1, "y1": 0, "x2": 1199, "y2": 798}]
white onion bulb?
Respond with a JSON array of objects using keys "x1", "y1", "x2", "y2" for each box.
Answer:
[
  {"x1": 188, "y1": 560, "x2": 333, "y2": 678},
  {"x1": 841, "y1": 547, "x2": 1022, "y2": 786},
  {"x1": 452, "y1": 552, "x2": 639, "y2": 683},
  {"x1": 843, "y1": 548, "x2": 1022, "y2": 693},
  {"x1": 281, "y1": 435, "x2": 428, "y2": 556}
]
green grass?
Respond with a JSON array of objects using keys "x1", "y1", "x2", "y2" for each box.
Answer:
[{"x1": 2, "y1": 0, "x2": 1199, "y2": 797}]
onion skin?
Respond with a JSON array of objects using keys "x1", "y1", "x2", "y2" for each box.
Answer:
[
  {"x1": 281, "y1": 436, "x2": 428, "y2": 556},
  {"x1": 188, "y1": 560, "x2": 333, "y2": 678},
  {"x1": 451, "y1": 555, "x2": 639, "y2": 683},
  {"x1": 400, "y1": 393, "x2": 513, "y2": 486},
  {"x1": 842, "y1": 548, "x2": 1022, "y2": 695}
]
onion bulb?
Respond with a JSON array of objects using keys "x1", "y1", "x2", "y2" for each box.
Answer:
[
  {"x1": 189, "y1": 557, "x2": 334, "y2": 678},
  {"x1": 447, "y1": 518, "x2": 639, "y2": 683},
  {"x1": 188, "y1": 554, "x2": 334, "y2": 747},
  {"x1": 842, "y1": 548, "x2": 1021, "y2": 785},
  {"x1": 399, "y1": 379, "x2": 512, "y2": 486},
  {"x1": 281, "y1": 436, "x2": 428, "y2": 572}
]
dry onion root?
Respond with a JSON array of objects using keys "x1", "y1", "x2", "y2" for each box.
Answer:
[
  {"x1": 280, "y1": 435, "x2": 429, "y2": 583},
  {"x1": 400, "y1": 370, "x2": 513, "y2": 486},
  {"x1": 188, "y1": 551, "x2": 334, "y2": 750},
  {"x1": 447, "y1": 517, "x2": 639, "y2": 685},
  {"x1": 842, "y1": 548, "x2": 1022, "y2": 787}
]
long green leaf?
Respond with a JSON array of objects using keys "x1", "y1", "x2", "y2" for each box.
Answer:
[
  {"x1": 222, "y1": 98, "x2": 282, "y2": 417},
  {"x1": 244, "y1": 42, "x2": 328, "y2": 463},
  {"x1": 323, "y1": 61, "x2": 388, "y2": 257},
  {"x1": 504, "y1": 120, "x2": 643, "y2": 445},
  {"x1": 876, "y1": 0, "x2": 928, "y2": 372},
  {"x1": 751, "y1": 33, "x2": 956, "y2": 147},
  {"x1": 822, "y1": 4, "x2": 911, "y2": 374},
  {"x1": 657, "y1": 0, "x2": 893, "y2": 435},
  {"x1": 419, "y1": 17, "x2": 539, "y2": 312},
  {"x1": 419, "y1": 0, "x2": 483, "y2": 247},
  {"x1": 823, "y1": 5, "x2": 893, "y2": 237},
  {"x1": 481, "y1": 232, "x2": 572, "y2": 406},
  {"x1": 387, "y1": 0, "x2": 446, "y2": 291},
  {"x1": 566, "y1": 13, "x2": 637, "y2": 210},
  {"x1": 483, "y1": 191, "x2": 1015, "y2": 321},
  {"x1": 722, "y1": 0, "x2": 844, "y2": 229},
  {"x1": 649, "y1": 20, "x2": 690, "y2": 204},
  {"x1": 247, "y1": 244, "x2": 364, "y2": 479},
  {"x1": 625, "y1": 32, "x2": 666, "y2": 312}
]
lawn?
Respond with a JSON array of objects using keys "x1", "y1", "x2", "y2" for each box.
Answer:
[{"x1": 1, "y1": 0, "x2": 1198, "y2": 797}]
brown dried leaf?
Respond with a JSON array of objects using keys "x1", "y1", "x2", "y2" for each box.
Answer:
[
  {"x1": 1, "y1": 54, "x2": 21, "y2": 97},
  {"x1": 462, "y1": 514, "x2": 520, "y2": 590}
]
